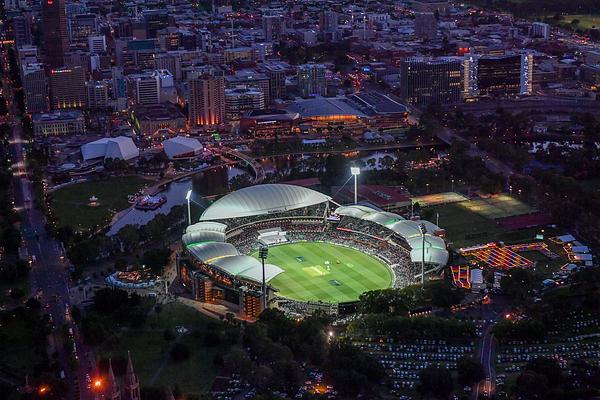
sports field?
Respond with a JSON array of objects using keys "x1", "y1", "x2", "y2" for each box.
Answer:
[{"x1": 252, "y1": 242, "x2": 393, "y2": 303}]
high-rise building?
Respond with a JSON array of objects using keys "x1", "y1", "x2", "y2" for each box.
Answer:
[
  {"x1": 477, "y1": 54, "x2": 531, "y2": 97},
  {"x1": 400, "y1": 57, "x2": 462, "y2": 106},
  {"x1": 12, "y1": 16, "x2": 32, "y2": 47},
  {"x1": 22, "y1": 63, "x2": 48, "y2": 113},
  {"x1": 225, "y1": 86, "x2": 266, "y2": 120},
  {"x1": 42, "y1": 0, "x2": 69, "y2": 68},
  {"x1": 531, "y1": 22, "x2": 550, "y2": 40},
  {"x1": 297, "y1": 63, "x2": 327, "y2": 97},
  {"x1": 320, "y1": 11, "x2": 339, "y2": 42},
  {"x1": 414, "y1": 12, "x2": 437, "y2": 40},
  {"x1": 225, "y1": 72, "x2": 271, "y2": 104},
  {"x1": 263, "y1": 63, "x2": 286, "y2": 101},
  {"x1": 262, "y1": 15, "x2": 285, "y2": 42},
  {"x1": 134, "y1": 75, "x2": 160, "y2": 105},
  {"x1": 188, "y1": 73, "x2": 225, "y2": 131},
  {"x1": 88, "y1": 35, "x2": 106, "y2": 54},
  {"x1": 87, "y1": 80, "x2": 110, "y2": 110},
  {"x1": 49, "y1": 66, "x2": 87, "y2": 109}
]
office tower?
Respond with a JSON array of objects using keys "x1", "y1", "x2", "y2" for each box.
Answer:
[
  {"x1": 69, "y1": 14, "x2": 98, "y2": 48},
  {"x1": 297, "y1": 63, "x2": 327, "y2": 97},
  {"x1": 88, "y1": 35, "x2": 107, "y2": 53},
  {"x1": 42, "y1": 0, "x2": 69, "y2": 68},
  {"x1": 476, "y1": 54, "x2": 527, "y2": 97},
  {"x1": 12, "y1": 16, "x2": 32, "y2": 47},
  {"x1": 320, "y1": 11, "x2": 339, "y2": 42},
  {"x1": 17, "y1": 45, "x2": 39, "y2": 67},
  {"x1": 197, "y1": 30, "x2": 212, "y2": 52},
  {"x1": 157, "y1": 27, "x2": 180, "y2": 51},
  {"x1": 263, "y1": 63, "x2": 286, "y2": 101},
  {"x1": 155, "y1": 52, "x2": 182, "y2": 81},
  {"x1": 414, "y1": 12, "x2": 438, "y2": 40},
  {"x1": 263, "y1": 15, "x2": 285, "y2": 42},
  {"x1": 225, "y1": 86, "x2": 266, "y2": 120},
  {"x1": 22, "y1": 63, "x2": 49, "y2": 113},
  {"x1": 225, "y1": 72, "x2": 271, "y2": 104},
  {"x1": 143, "y1": 9, "x2": 169, "y2": 38},
  {"x1": 188, "y1": 73, "x2": 225, "y2": 131},
  {"x1": 134, "y1": 75, "x2": 160, "y2": 105},
  {"x1": 152, "y1": 69, "x2": 177, "y2": 103},
  {"x1": 87, "y1": 80, "x2": 110, "y2": 110},
  {"x1": 49, "y1": 66, "x2": 87, "y2": 109},
  {"x1": 400, "y1": 57, "x2": 462, "y2": 106},
  {"x1": 462, "y1": 55, "x2": 478, "y2": 99},
  {"x1": 531, "y1": 22, "x2": 550, "y2": 40}
]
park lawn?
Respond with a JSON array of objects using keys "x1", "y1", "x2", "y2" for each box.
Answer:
[
  {"x1": 562, "y1": 14, "x2": 600, "y2": 29},
  {"x1": 458, "y1": 194, "x2": 535, "y2": 220},
  {"x1": 430, "y1": 203, "x2": 506, "y2": 248},
  {"x1": 253, "y1": 242, "x2": 393, "y2": 303},
  {"x1": 97, "y1": 302, "x2": 225, "y2": 395},
  {"x1": 50, "y1": 176, "x2": 150, "y2": 231},
  {"x1": 0, "y1": 311, "x2": 47, "y2": 377}
]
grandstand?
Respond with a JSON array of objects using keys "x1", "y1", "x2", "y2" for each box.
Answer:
[{"x1": 176, "y1": 184, "x2": 449, "y2": 319}]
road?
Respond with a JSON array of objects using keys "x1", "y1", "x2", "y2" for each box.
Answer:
[
  {"x1": 1, "y1": 46, "x2": 95, "y2": 400},
  {"x1": 474, "y1": 323, "x2": 496, "y2": 399}
]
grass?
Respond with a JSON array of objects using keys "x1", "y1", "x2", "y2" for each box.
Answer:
[
  {"x1": 431, "y1": 203, "x2": 505, "y2": 248},
  {"x1": 560, "y1": 14, "x2": 600, "y2": 29},
  {"x1": 252, "y1": 242, "x2": 393, "y2": 303},
  {"x1": 457, "y1": 194, "x2": 535, "y2": 220},
  {"x1": 50, "y1": 176, "x2": 150, "y2": 230},
  {"x1": 97, "y1": 302, "x2": 224, "y2": 395}
]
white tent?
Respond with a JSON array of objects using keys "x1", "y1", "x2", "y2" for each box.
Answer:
[
  {"x1": 163, "y1": 136, "x2": 202, "y2": 159},
  {"x1": 81, "y1": 137, "x2": 139, "y2": 161}
]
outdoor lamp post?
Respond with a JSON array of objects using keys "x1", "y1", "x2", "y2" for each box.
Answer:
[
  {"x1": 419, "y1": 223, "x2": 427, "y2": 285},
  {"x1": 350, "y1": 167, "x2": 360, "y2": 204},
  {"x1": 259, "y1": 246, "x2": 269, "y2": 310},
  {"x1": 185, "y1": 189, "x2": 192, "y2": 226}
]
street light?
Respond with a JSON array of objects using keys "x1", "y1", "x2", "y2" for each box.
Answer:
[
  {"x1": 350, "y1": 167, "x2": 360, "y2": 205},
  {"x1": 258, "y1": 246, "x2": 269, "y2": 310},
  {"x1": 419, "y1": 223, "x2": 427, "y2": 285},
  {"x1": 185, "y1": 189, "x2": 192, "y2": 226}
]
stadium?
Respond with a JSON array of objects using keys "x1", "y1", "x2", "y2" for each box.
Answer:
[{"x1": 176, "y1": 184, "x2": 449, "y2": 319}]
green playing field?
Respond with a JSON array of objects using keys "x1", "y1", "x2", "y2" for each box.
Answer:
[{"x1": 251, "y1": 242, "x2": 393, "y2": 303}]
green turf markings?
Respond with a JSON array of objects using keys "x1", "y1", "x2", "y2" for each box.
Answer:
[{"x1": 252, "y1": 242, "x2": 393, "y2": 303}]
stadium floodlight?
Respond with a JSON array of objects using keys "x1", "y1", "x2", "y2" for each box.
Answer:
[
  {"x1": 259, "y1": 246, "x2": 269, "y2": 310},
  {"x1": 419, "y1": 223, "x2": 427, "y2": 285},
  {"x1": 350, "y1": 167, "x2": 360, "y2": 204},
  {"x1": 185, "y1": 189, "x2": 192, "y2": 226}
]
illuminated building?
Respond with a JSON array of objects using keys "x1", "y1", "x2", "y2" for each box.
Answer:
[
  {"x1": 531, "y1": 22, "x2": 550, "y2": 39},
  {"x1": 225, "y1": 86, "x2": 265, "y2": 120},
  {"x1": 319, "y1": 11, "x2": 339, "y2": 42},
  {"x1": 12, "y1": 16, "x2": 32, "y2": 47},
  {"x1": 69, "y1": 14, "x2": 99, "y2": 49},
  {"x1": 297, "y1": 63, "x2": 327, "y2": 97},
  {"x1": 86, "y1": 80, "x2": 110, "y2": 110},
  {"x1": 22, "y1": 63, "x2": 49, "y2": 113},
  {"x1": 32, "y1": 111, "x2": 85, "y2": 136},
  {"x1": 225, "y1": 72, "x2": 271, "y2": 105},
  {"x1": 130, "y1": 102, "x2": 186, "y2": 137},
  {"x1": 239, "y1": 109, "x2": 300, "y2": 137},
  {"x1": 49, "y1": 66, "x2": 87, "y2": 110},
  {"x1": 188, "y1": 73, "x2": 225, "y2": 131},
  {"x1": 400, "y1": 57, "x2": 462, "y2": 106},
  {"x1": 133, "y1": 75, "x2": 160, "y2": 105},
  {"x1": 42, "y1": 0, "x2": 69, "y2": 68},
  {"x1": 262, "y1": 62, "x2": 287, "y2": 102},
  {"x1": 463, "y1": 53, "x2": 533, "y2": 98}
]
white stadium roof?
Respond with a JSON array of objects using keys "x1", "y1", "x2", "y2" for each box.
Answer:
[
  {"x1": 163, "y1": 136, "x2": 202, "y2": 159},
  {"x1": 200, "y1": 184, "x2": 331, "y2": 221},
  {"x1": 81, "y1": 136, "x2": 139, "y2": 161},
  {"x1": 335, "y1": 205, "x2": 449, "y2": 267}
]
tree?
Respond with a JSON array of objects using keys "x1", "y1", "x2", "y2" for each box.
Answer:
[
  {"x1": 141, "y1": 247, "x2": 172, "y2": 275},
  {"x1": 457, "y1": 357, "x2": 485, "y2": 386},
  {"x1": 417, "y1": 366, "x2": 453, "y2": 399},
  {"x1": 525, "y1": 357, "x2": 563, "y2": 387},
  {"x1": 117, "y1": 224, "x2": 141, "y2": 251},
  {"x1": 516, "y1": 370, "x2": 549, "y2": 399},
  {"x1": 500, "y1": 267, "x2": 535, "y2": 306},
  {"x1": 224, "y1": 347, "x2": 253, "y2": 380},
  {"x1": 170, "y1": 343, "x2": 191, "y2": 362}
]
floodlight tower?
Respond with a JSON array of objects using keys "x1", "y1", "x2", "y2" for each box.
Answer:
[
  {"x1": 419, "y1": 223, "x2": 427, "y2": 285},
  {"x1": 259, "y1": 246, "x2": 269, "y2": 310},
  {"x1": 185, "y1": 189, "x2": 192, "y2": 226},
  {"x1": 350, "y1": 167, "x2": 360, "y2": 204}
]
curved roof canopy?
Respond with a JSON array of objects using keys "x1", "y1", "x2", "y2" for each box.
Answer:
[
  {"x1": 211, "y1": 255, "x2": 284, "y2": 282},
  {"x1": 186, "y1": 242, "x2": 239, "y2": 263},
  {"x1": 200, "y1": 184, "x2": 331, "y2": 221},
  {"x1": 334, "y1": 205, "x2": 449, "y2": 266}
]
